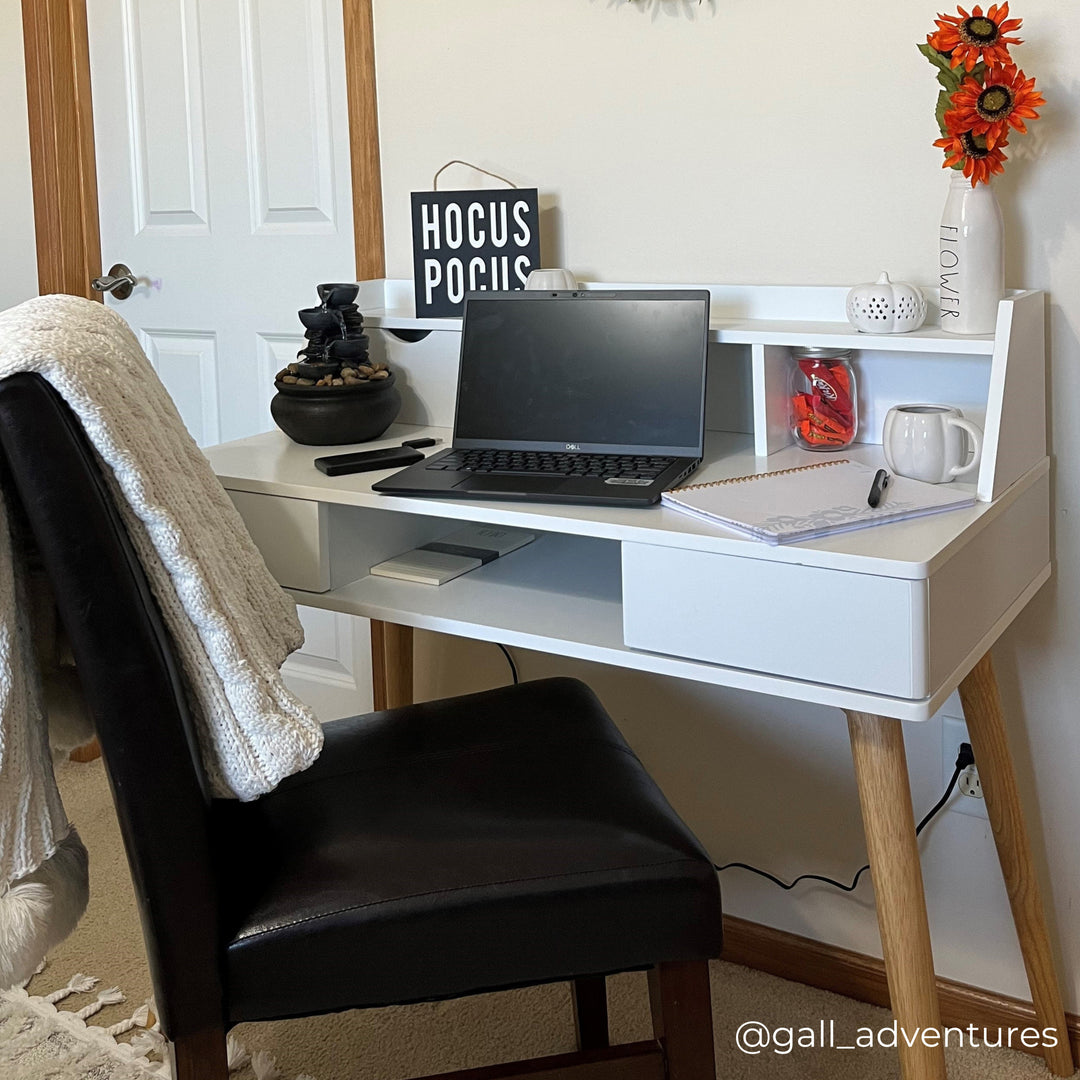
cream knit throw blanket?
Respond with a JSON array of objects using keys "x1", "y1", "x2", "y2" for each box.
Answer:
[{"x1": 0, "y1": 295, "x2": 323, "y2": 986}]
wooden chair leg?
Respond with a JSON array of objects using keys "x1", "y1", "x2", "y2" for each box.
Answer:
[
  {"x1": 168, "y1": 1026, "x2": 229, "y2": 1080},
  {"x1": 371, "y1": 619, "x2": 414, "y2": 710},
  {"x1": 847, "y1": 711, "x2": 946, "y2": 1080},
  {"x1": 572, "y1": 975, "x2": 609, "y2": 1051},
  {"x1": 647, "y1": 961, "x2": 714, "y2": 1080},
  {"x1": 958, "y1": 652, "x2": 1075, "y2": 1077}
]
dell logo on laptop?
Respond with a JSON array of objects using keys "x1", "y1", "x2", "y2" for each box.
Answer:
[{"x1": 565, "y1": 443, "x2": 581, "y2": 451}]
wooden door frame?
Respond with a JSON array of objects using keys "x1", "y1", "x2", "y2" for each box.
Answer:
[
  {"x1": 342, "y1": 0, "x2": 385, "y2": 279},
  {"x1": 20, "y1": 0, "x2": 384, "y2": 295},
  {"x1": 21, "y1": 0, "x2": 101, "y2": 298}
]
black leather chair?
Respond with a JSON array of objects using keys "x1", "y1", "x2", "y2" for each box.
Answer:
[{"x1": 0, "y1": 372, "x2": 722, "y2": 1080}]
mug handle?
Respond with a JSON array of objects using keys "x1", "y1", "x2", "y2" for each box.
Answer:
[{"x1": 947, "y1": 417, "x2": 982, "y2": 477}]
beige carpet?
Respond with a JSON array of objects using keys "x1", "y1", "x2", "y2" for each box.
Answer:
[{"x1": 31, "y1": 757, "x2": 1057, "y2": 1080}]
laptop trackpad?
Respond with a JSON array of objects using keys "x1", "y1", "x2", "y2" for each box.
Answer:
[{"x1": 455, "y1": 475, "x2": 565, "y2": 495}]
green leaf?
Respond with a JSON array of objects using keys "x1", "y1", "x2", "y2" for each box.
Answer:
[
  {"x1": 918, "y1": 42, "x2": 964, "y2": 92},
  {"x1": 935, "y1": 88, "x2": 954, "y2": 139},
  {"x1": 918, "y1": 42, "x2": 954, "y2": 70}
]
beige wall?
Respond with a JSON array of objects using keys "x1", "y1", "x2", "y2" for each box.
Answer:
[
  {"x1": 376, "y1": 0, "x2": 1080, "y2": 1008},
  {"x1": 0, "y1": 0, "x2": 37, "y2": 309}
]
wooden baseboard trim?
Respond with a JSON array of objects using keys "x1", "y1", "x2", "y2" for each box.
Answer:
[
  {"x1": 721, "y1": 914, "x2": 1080, "y2": 1064},
  {"x1": 68, "y1": 737, "x2": 102, "y2": 763}
]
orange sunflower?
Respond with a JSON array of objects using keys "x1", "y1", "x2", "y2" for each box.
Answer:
[
  {"x1": 928, "y1": 3, "x2": 1023, "y2": 71},
  {"x1": 934, "y1": 129, "x2": 1010, "y2": 185},
  {"x1": 944, "y1": 63, "x2": 1044, "y2": 149}
]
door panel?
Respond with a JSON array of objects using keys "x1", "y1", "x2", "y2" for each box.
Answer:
[
  {"x1": 87, "y1": 0, "x2": 368, "y2": 721},
  {"x1": 254, "y1": 331, "x2": 307, "y2": 422},
  {"x1": 121, "y1": 0, "x2": 210, "y2": 234},
  {"x1": 140, "y1": 328, "x2": 219, "y2": 445},
  {"x1": 239, "y1": 0, "x2": 338, "y2": 233},
  {"x1": 284, "y1": 608, "x2": 374, "y2": 723}
]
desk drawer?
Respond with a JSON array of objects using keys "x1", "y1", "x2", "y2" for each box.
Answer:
[{"x1": 621, "y1": 543, "x2": 927, "y2": 697}]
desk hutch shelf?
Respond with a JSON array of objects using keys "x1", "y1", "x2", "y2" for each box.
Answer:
[{"x1": 356, "y1": 278, "x2": 1044, "y2": 504}]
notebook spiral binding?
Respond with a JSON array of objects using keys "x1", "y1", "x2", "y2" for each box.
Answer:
[{"x1": 670, "y1": 458, "x2": 851, "y2": 492}]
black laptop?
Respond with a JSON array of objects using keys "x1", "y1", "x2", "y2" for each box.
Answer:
[{"x1": 373, "y1": 289, "x2": 710, "y2": 507}]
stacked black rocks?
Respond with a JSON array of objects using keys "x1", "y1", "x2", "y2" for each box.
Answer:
[
  {"x1": 270, "y1": 282, "x2": 402, "y2": 445},
  {"x1": 275, "y1": 283, "x2": 388, "y2": 388}
]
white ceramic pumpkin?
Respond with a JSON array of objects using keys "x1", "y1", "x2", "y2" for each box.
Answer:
[{"x1": 846, "y1": 272, "x2": 927, "y2": 334}]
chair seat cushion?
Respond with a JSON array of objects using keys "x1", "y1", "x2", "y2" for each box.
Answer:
[{"x1": 214, "y1": 677, "x2": 721, "y2": 1023}]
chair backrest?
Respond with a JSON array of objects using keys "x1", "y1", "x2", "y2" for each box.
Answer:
[{"x1": 0, "y1": 372, "x2": 225, "y2": 1039}]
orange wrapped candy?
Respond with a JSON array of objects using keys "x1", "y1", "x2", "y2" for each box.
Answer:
[{"x1": 790, "y1": 348, "x2": 858, "y2": 451}]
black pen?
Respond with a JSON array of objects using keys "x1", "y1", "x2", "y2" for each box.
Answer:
[{"x1": 867, "y1": 468, "x2": 890, "y2": 508}]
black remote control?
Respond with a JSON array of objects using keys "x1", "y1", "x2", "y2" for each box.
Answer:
[{"x1": 314, "y1": 446, "x2": 423, "y2": 476}]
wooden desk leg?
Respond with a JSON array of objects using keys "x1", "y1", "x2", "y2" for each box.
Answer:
[
  {"x1": 958, "y1": 652, "x2": 1074, "y2": 1076},
  {"x1": 370, "y1": 620, "x2": 414, "y2": 710},
  {"x1": 847, "y1": 711, "x2": 946, "y2": 1080}
]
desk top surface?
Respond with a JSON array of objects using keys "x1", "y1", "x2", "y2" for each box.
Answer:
[{"x1": 205, "y1": 426, "x2": 1048, "y2": 581}]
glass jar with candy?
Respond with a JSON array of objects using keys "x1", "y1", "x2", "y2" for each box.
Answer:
[{"x1": 789, "y1": 347, "x2": 858, "y2": 451}]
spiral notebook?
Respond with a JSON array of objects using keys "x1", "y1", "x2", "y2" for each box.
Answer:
[{"x1": 660, "y1": 458, "x2": 976, "y2": 545}]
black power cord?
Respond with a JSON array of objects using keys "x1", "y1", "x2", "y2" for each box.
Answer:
[
  {"x1": 486, "y1": 649, "x2": 970, "y2": 884},
  {"x1": 496, "y1": 643, "x2": 519, "y2": 684},
  {"x1": 715, "y1": 742, "x2": 976, "y2": 893}
]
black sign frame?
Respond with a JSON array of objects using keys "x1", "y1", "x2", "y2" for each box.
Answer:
[{"x1": 411, "y1": 188, "x2": 541, "y2": 317}]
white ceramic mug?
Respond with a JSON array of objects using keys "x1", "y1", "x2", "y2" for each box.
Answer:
[
  {"x1": 882, "y1": 404, "x2": 982, "y2": 484},
  {"x1": 525, "y1": 268, "x2": 579, "y2": 291}
]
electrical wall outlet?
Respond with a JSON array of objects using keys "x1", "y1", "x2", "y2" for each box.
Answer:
[
  {"x1": 958, "y1": 765, "x2": 983, "y2": 800},
  {"x1": 941, "y1": 713, "x2": 987, "y2": 818}
]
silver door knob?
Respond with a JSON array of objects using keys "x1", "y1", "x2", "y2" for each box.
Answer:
[{"x1": 91, "y1": 263, "x2": 138, "y2": 300}]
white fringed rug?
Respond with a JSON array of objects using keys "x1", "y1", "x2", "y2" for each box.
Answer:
[
  {"x1": 0, "y1": 980, "x2": 165, "y2": 1079},
  {"x1": 0, "y1": 972, "x2": 315, "y2": 1080}
]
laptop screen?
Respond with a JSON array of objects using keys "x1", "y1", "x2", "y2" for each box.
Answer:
[{"x1": 452, "y1": 290, "x2": 709, "y2": 456}]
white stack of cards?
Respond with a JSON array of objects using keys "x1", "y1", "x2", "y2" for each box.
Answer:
[{"x1": 370, "y1": 525, "x2": 536, "y2": 585}]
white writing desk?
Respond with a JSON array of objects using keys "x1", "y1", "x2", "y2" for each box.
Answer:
[{"x1": 204, "y1": 281, "x2": 1071, "y2": 1080}]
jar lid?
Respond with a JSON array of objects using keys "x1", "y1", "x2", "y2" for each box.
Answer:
[{"x1": 792, "y1": 347, "x2": 853, "y2": 359}]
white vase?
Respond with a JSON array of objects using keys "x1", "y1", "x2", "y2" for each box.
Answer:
[{"x1": 938, "y1": 171, "x2": 1004, "y2": 335}]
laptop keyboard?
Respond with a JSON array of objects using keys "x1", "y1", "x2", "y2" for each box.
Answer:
[{"x1": 427, "y1": 449, "x2": 675, "y2": 480}]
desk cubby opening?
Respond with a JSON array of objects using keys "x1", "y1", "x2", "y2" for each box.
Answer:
[
  {"x1": 753, "y1": 290, "x2": 1044, "y2": 502},
  {"x1": 705, "y1": 342, "x2": 754, "y2": 437},
  {"x1": 290, "y1": 527, "x2": 627, "y2": 664},
  {"x1": 367, "y1": 327, "x2": 461, "y2": 429},
  {"x1": 755, "y1": 345, "x2": 993, "y2": 454}
]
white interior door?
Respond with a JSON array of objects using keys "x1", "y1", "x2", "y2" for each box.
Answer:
[{"x1": 86, "y1": 0, "x2": 372, "y2": 720}]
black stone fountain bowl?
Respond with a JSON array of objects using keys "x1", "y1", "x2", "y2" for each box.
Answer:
[
  {"x1": 316, "y1": 282, "x2": 360, "y2": 306},
  {"x1": 271, "y1": 372, "x2": 401, "y2": 445},
  {"x1": 298, "y1": 307, "x2": 344, "y2": 333},
  {"x1": 328, "y1": 336, "x2": 371, "y2": 361}
]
